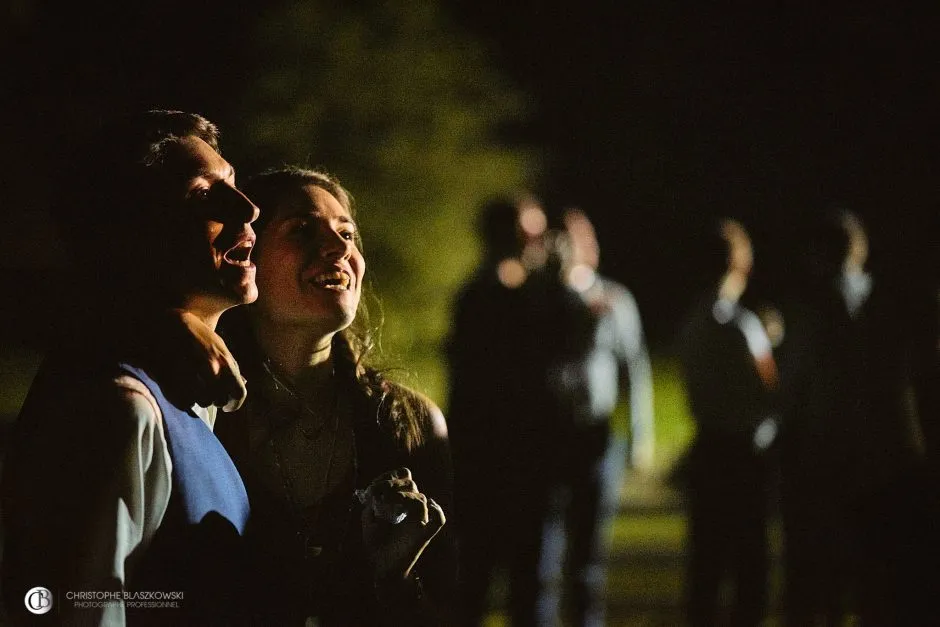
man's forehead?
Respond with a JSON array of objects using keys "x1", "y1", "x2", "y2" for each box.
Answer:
[{"x1": 160, "y1": 135, "x2": 233, "y2": 179}]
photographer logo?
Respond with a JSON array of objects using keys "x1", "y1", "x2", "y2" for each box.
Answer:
[{"x1": 25, "y1": 587, "x2": 53, "y2": 615}]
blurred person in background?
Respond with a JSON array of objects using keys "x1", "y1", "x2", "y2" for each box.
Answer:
[
  {"x1": 533, "y1": 207, "x2": 655, "y2": 626},
  {"x1": 216, "y1": 167, "x2": 455, "y2": 626},
  {"x1": 446, "y1": 195, "x2": 595, "y2": 626},
  {"x1": 678, "y1": 218, "x2": 779, "y2": 627},
  {"x1": 1, "y1": 110, "x2": 259, "y2": 626},
  {"x1": 775, "y1": 208, "x2": 932, "y2": 626}
]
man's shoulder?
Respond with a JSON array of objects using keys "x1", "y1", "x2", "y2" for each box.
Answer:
[{"x1": 18, "y1": 349, "x2": 163, "y2": 432}]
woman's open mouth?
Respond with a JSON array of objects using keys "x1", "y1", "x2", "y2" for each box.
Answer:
[{"x1": 310, "y1": 270, "x2": 351, "y2": 291}]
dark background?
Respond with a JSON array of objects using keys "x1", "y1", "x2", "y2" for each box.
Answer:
[
  {"x1": 450, "y1": 0, "x2": 938, "y2": 341},
  {"x1": 1, "y1": 0, "x2": 937, "y2": 349}
]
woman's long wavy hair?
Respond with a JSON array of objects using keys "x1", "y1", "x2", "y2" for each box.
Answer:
[{"x1": 234, "y1": 166, "x2": 426, "y2": 450}]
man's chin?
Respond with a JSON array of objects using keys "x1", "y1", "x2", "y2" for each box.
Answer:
[
  {"x1": 220, "y1": 277, "x2": 259, "y2": 307},
  {"x1": 237, "y1": 284, "x2": 259, "y2": 305}
]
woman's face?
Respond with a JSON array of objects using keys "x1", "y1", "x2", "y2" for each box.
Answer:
[{"x1": 254, "y1": 183, "x2": 365, "y2": 336}]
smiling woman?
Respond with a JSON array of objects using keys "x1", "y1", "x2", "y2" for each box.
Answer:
[
  {"x1": 252, "y1": 176, "x2": 364, "y2": 338},
  {"x1": 216, "y1": 167, "x2": 458, "y2": 626}
]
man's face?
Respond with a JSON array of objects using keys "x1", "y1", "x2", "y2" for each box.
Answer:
[
  {"x1": 154, "y1": 135, "x2": 259, "y2": 315},
  {"x1": 563, "y1": 209, "x2": 600, "y2": 271},
  {"x1": 842, "y1": 213, "x2": 869, "y2": 272},
  {"x1": 721, "y1": 219, "x2": 753, "y2": 276}
]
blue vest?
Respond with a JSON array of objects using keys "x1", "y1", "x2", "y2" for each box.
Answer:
[
  {"x1": 120, "y1": 364, "x2": 249, "y2": 532},
  {"x1": 120, "y1": 364, "x2": 251, "y2": 623}
]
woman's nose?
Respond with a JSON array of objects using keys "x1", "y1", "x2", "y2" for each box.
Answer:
[{"x1": 320, "y1": 230, "x2": 352, "y2": 260}]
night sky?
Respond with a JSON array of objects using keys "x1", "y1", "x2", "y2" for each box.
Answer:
[{"x1": 1, "y1": 0, "x2": 937, "y2": 347}]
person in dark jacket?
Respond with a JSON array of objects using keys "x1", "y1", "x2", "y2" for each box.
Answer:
[
  {"x1": 678, "y1": 218, "x2": 779, "y2": 627},
  {"x1": 446, "y1": 195, "x2": 596, "y2": 625},
  {"x1": 776, "y1": 209, "x2": 931, "y2": 626}
]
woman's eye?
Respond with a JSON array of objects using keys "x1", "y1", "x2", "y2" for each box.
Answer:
[
  {"x1": 340, "y1": 230, "x2": 356, "y2": 241},
  {"x1": 190, "y1": 187, "x2": 210, "y2": 200}
]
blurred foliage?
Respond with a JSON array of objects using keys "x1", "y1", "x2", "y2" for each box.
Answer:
[
  {"x1": 227, "y1": 0, "x2": 538, "y2": 403},
  {"x1": 0, "y1": 347, "x2": 42, "y2": 421}
]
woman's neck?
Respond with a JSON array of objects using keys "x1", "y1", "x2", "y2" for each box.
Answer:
[{"x1": 255, "y1": 319, "x2": 335, "y2": 381}]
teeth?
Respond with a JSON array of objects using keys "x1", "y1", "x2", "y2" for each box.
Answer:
[{"x1": 311, "y1": 271, "x2": 350, "y2": 291}]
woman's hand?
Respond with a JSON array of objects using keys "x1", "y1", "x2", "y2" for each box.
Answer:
[{"x1": 359, "y1": 467, "x2": 446, "y2": 583}]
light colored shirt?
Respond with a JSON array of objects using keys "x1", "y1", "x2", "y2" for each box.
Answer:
[
  {"x1": 2, "y1": 370, "x2": 217, "y2": 626},
  {"x1": 557, "y1": 274, "x2": 655, "y2": 468}
]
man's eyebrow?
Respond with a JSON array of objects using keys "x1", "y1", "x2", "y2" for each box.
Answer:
[{"x1": 194, "y1": 165, "x2": 235, "y2": 180}]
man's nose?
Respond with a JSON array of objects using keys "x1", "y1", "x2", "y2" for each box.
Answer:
[{"x1": 221, "y1": 183, "x2": 260, "y2": 224}]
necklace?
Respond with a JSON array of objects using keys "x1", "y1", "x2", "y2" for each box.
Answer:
[{"x1": 260, "y1": 358, "x2": 346, "y2": 560}]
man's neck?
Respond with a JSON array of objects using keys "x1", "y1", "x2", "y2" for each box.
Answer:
[
  {"x1": 187, "y1": 309, "x2": 222, "y2": 331},
  {"x1": 178, "y1": 298, "x2": 229, "y2": 332}
]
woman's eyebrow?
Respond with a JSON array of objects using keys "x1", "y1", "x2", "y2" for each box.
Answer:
[{"x1": 276, "y1": 210, "x2": 357, "y2": 228}]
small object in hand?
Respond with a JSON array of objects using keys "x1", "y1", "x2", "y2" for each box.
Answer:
[{"x1": 355, "y1": 487, "x2": 408, "y2": 524}]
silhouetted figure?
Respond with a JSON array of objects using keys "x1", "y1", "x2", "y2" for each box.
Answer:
[
  {"x1": 678, "y1": 219, "x2": 778, "y2": 627},
  {"x1": 776, "y1": 209, "x2": 931, "y2": 626},
  {"x1": 535, "y1": 208, "x2": 655, "y2": 626},
  {"x1": 447, "y1": 196, "x2": 595, "y2": 626}
]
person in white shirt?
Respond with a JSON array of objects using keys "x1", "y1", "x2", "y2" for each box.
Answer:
[{"x1": 535, "y1": 208, "x2": 656, "y2": 626}]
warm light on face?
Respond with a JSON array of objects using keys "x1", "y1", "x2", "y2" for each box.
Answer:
[
  {"x1": 562, "y1": 208, "x2": 600, "y2": 271},
  {"x1": 842, "y1": 213, "x2": 869, "y2": 270},
  {"x1": 519, "y1": 204, "x2": 548, "y2": 237},
  {"x1": 721, "y1": 219, "x2": 753, "y2": 276},
  {"x1": 254, "y1": 184, "x2": 365, "y2": 336},
  {"x1": 163, "y1": 135, "x2": 260, "y2": 313},
  {"x1": 496, "y1": 258, "x2": 527, "y2": 288}
]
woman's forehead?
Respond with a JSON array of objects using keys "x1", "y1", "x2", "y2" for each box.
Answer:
[{"x1": 274, "y1": 184, "x2": 346, "y2": 216}]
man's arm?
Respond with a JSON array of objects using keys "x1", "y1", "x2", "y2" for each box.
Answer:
[
  {"x1": 612, "y1": 286, "x2": 656, "y2": 471},
  {"x1": 1, "y1": 371, "x2": 172, "y2": 626},
  {"x1": 83, "y1": 376, "x2": 172, "y2": 595}
]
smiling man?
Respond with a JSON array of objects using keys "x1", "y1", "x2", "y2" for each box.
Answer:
[{"x1": 1, "y1": 110, "x2": 259, "y2": 626}]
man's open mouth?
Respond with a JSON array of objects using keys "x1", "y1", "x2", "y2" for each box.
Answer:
[{"x1": 223, "y1": 241, "x2": 254, "y2": 267}]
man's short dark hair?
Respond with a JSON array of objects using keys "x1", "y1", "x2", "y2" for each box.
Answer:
[{"x1": 52, "y1": 109, "x2": 220, "y2": 266}]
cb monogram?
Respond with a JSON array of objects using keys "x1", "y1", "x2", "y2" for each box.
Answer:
[{"x1": 25, "y1": 587, "x2": 53, "y2": 615}]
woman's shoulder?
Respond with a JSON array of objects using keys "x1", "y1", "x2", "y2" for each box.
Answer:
[
  {"x1": 370, "y1": 377, "x2": 448, "y2": 452},
  {"x1": 387, "y1": 381, "x2": 448, "y2": 433}
]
